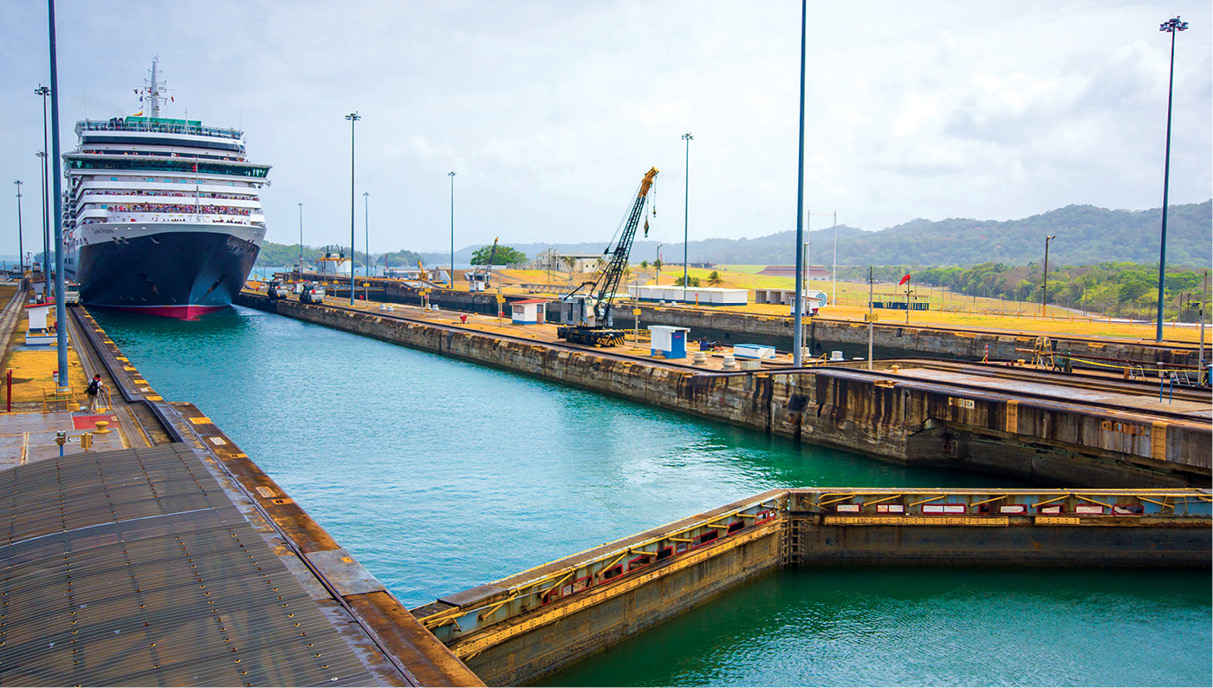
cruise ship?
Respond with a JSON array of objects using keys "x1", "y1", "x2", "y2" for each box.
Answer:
[{"x1": 63, "y1": 61, "x2": 270, "y2": 319}]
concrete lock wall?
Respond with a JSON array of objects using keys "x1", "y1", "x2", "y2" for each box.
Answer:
[
  {"x1": 237, "y1": 294, "x2": 1210, "y2": 487},
  {"x1": 790, "y1": 520, "x2": 1212, "y2": 568},
  {"x1": 412, "y1": 485, "x2": 1208, "y2": 685}
]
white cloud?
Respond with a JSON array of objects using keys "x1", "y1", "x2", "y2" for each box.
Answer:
[{"x1": 0, "y1": 0, "x2": 1208, "y2": 258}]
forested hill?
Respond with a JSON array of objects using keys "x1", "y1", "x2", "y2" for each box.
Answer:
[{"x1": 422, "y1": 200, "x2": 1209, "y2": 267}]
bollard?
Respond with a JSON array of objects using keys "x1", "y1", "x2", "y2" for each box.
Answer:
[
  {"x1": 94, "y1": 420, "x2": 110, "y2": 434},
  {"x1": 80, "y1": 432, "x2": 92, "y2": 451}
]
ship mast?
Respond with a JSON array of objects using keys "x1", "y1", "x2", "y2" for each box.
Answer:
[{"x1": 142, "y1": 57, "x2": 167, "y2": 119}]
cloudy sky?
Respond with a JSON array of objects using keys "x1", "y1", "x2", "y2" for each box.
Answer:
[{"x1": 1, "y1": 0, "x2": 1209, "y2": 257}]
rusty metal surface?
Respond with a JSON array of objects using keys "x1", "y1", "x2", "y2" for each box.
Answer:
[
  {"x1": 305, "y1": 549, "x2": 387, "y2": 597},
  {"x1": 0, "y1": 444, "x2": 376, "y2": 686}
]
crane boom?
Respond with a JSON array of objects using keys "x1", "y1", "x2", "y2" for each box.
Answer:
[
  {"x1": 590, "y1": 167, "x2": 657, "y2": 325},
  {"x1": 557, "y1": 166, "x2": 658, "y2": 346}
]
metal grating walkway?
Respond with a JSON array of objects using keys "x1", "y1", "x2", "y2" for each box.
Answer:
[{"x1": 0, "y1": 444, "x2": 377, "y2": 686}]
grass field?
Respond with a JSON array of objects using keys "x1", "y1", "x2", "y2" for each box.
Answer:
[{"x1": 488, "y1": 267, "x2": 1205, "y2": 344}]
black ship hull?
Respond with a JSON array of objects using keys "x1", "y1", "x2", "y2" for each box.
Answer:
[{"x1": 76, "y1": 230, "x2": 260, "y2": 320}]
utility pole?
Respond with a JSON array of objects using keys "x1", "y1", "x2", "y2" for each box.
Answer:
[
  {"x1": 1200, "y1": 270, "x2": 1207, "y2": 385},
  {"x1": 791, "y1": 0, "x2": 807, "y2": 367},
  {"x1": 297, "y1": 202, "x2": 303, "y2": 274},
  {"x1": 1041, "y1": 234, "x2": 1055, "y2": 317},
  {"x1": 831, "y1": 210, "x2": 838, "y2": 307},
  {"x1": 345, "y1": 111, "x2": 360, "y2": 305},
  {"x1": 806, "y1": 209, "x2": 811, "y2": 298},
  {"x1": 12, "y1": 181, "x2": 23, "y2": 275},
  {"x1": 681, "y1": 132, "x2": 693, "y2": 302},
  {"x1": 47, "y1": 0, "x2": 69, "y2": 391},
  {"x1": 904, "y1": 276, "x2": 912, "y2": 325},
  {"x1": 448, "y1": 171, "x2": 455, "y2": 289},
  {"x1": 867, "y1": 267, "x2": 874, "y2": 370},
  {"x1": 1154, "y1": 16, "x2": 1189, "y2": 342},
  {"x1": 363, "y1": 191, "x2": 370, "y2": 276},
  {"x1": 36, "y1": 85, "x2": 51, "y2": 285}
]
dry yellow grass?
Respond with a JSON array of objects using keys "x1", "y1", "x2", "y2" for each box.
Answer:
[
  {"x1": 1, "y1": 312, "x2": 90, "y2": 405},
  {"x1": 492, "y1": 266, "x2": 1202, "y2": 344}
]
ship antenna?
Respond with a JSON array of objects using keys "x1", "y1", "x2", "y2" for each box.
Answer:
[{"x1": 143, "y1": 57, "x2": 168, "y2": 119}]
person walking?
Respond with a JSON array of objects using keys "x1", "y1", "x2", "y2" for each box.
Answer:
[{"x1": 86, "y1": 374, "x2": 103, "y2": 412}]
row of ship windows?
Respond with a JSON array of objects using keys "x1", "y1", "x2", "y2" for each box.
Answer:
[
  {"x1": 79, "y1": 148, "x2": 245, "y2": 163},
  {"x1": 74, "y1": 176, "x2": 255, "y2": 189},
  {"x1": 79, "y1": 189, "x2": 258, "y2": 201},
  {"x1": 67, "y1": 158, "x2": 269, "y2": 178},
  {"x1": 80, "y1": 217, "x2": 263, "y2": 226},
  {"x1": 81, "y1": 203, "x2": 254, "y2": 216}
]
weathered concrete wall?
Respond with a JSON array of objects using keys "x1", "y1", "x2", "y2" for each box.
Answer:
[
  {"x1": 791, "y1": 519, "x2": 1212, "y2": 567},
  {"x1": 456, "y1": 522, "x2": 782, "y2": 686},
  {"x1": 236, "y1": 293, "x2": 1210, "y2": 487}
]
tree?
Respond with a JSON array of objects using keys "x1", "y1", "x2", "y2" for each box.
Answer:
[
  {"x1": 470, "y1": 244, "x2": 527, "y2": 265},
  {"x1": 640, "y1": 260, "x2": 649, "y2": 269},
  {"x1": 674, "y1": 275, "x2": 700, "y2": 287},
  {"x1": 706, "y1": 270, "x2": 722, "y2": 286}
]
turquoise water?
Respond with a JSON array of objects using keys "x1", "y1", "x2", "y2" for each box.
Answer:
[{"x1": 93, "y1": 306, "x2": 1211, "y2": 686}]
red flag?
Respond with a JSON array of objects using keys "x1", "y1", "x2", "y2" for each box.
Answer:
[{"x1": 898, "y1": 273, "x2": 911, "y2": 285}]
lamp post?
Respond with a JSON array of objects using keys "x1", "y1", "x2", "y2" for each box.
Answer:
[
  {"x1": 448, "y1": 171, "x2": 455, "y2": 288},
  {"x1": 831, "y1": 210, "x2": 838, "y2": 307},
  {"x1": 35, "y1": 154, "x2": 48, "y2": 283},
  {"x1": 297, "y1": 202, "x2": 303, "y2": 274},
  {"x1": 47, "y1": 0, "x2": 68, "y2": 391},
  {"x1": 681, "y1": 132, "x2": 692, "y2": 302},
  {"x1": 345, "y1": 111, "x2": 360, "y2": 305},
  {"x1": 36, "y1": 85, "x2": 51, "y2": 285},
  {"x1": 1154, "y1": 16, "x2": 1188, "y2": 342},
  {"x1": 1041, "y1": 234, "x2": 1056, "y2": 317},
  {"x1": 12, "y1": 181, "x2": 23, "y2": 275},
  {"x1": 792, "y1": 0, "x2": 807, "y2": 367},
  {"x1": 363, "y1": 192, "x2": 370, "y2": 276}
]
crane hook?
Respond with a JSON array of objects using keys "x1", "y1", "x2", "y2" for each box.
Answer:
[{"x1": 643, "y1": 217, "x2": 650, "y2": 237}]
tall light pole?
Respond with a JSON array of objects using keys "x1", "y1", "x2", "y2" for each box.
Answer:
[
  {"x1": 12, "y1": 181, "x2": 23, "y2": 275},
  {"x1": 35, "y1": 154, "x2": 48, "y2": 282},
  {"x1": 681, "y1": 132, "x2": 693, "y2": 302},
  {"x1": 36, "y1": 85, "x2": 51, "y2": 285},
  {"x1": 831, "y1": 210, "x2": 838, "y2": 307},
  {"x1": 345, "y1": 111, "x2": 360, "y2": 305},
  {"x1": 47, "y1": 0, "x2": 68, "y2": 391},
  {"x1": 449, "y1": 171, "x2": 456, "y2": 288},
  {"x1": 1041, "y1": 234, "x2": 1056, "y2": 317},
  {"x1": 792, "y1": 0, "x2": 807, "y2": 367},
  {"x1": 363, "y1": 191, "x2": 370, "y2": 276},
  {"x1": 1154, "y1": 15, "x2": 1188, "y2": 342},
  {"x1": 297, "y1": 202, "x2": 303, "y2": 273}
]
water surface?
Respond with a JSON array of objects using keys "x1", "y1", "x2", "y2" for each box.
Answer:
[{"x1": 93, "y1": 306, "x2": 1211, "y2": 686}]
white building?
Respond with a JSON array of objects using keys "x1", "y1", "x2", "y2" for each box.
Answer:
[{"x1": 627, "y1": 285, "x2": 748, "y2": 306}]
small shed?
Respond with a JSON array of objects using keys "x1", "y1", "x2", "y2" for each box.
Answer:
[
  {"x1": 649, "y1": 325, "x2": 689, "y2": 359},
  {"x1": 25, "y1": 301, "x2": 55, "y2": 346},
  {"x1": 510, "y1": 299, "x2": 547, "y2": 324}
]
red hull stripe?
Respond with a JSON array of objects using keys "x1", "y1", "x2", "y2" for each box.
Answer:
[{"x1": 104, "y1": 304, "x2": 228, "y2": 320}]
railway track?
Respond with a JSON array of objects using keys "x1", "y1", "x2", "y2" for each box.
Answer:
[
  {"x1": 900, "y1": 359, "x2": 1211, "y2": 406},
  {"x1": 67, "y1": 305, "x2": 181, "y2": 445}
]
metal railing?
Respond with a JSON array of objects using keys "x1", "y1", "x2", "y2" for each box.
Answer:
[
  {"x1": 416, "y1": 492, "x2": 785, "y2": 641},
  {"x1": 790, "y1": 487, "x2": 1212, "y2": 518}
]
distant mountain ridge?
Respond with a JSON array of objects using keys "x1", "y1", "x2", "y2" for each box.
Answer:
[{"x1": 420, "y1": 200, "x2": 1211, "y2": 267}]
